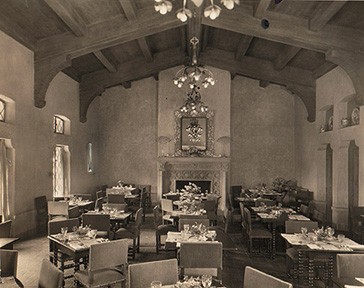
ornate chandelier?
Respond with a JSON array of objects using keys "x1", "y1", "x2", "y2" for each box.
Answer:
[
  {"x1": 154, "y1": 0, "x2": 240, "y2": 21},
  {"x1": 173, "y1": 37, "x2": 215, "y2": 89},
  {"x1": 180, "y1": 85, "x2": 208, "y2": 116}
]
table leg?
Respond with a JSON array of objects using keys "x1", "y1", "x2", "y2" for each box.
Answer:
[
  {"x1": 271, "y1": 222, "x2": 276, "y2": 258},
  {"x1": 298, "y1": 250, "x2": 304, "y2": 286},
  {"x1": 328, "y1": 255, "x2": 334, "y2": 288},
  {"x1": 308, "y1": 254, "x2": 314, "y2": 288}
]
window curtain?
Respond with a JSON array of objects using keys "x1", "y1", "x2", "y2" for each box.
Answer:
[
  {"x1": 61, "y1": 147, "x2": 70, "y2": 197},
  {"x1": 0, "y1": 140, "x2": 10, "y2": 221}
]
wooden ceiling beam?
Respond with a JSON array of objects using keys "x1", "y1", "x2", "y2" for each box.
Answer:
[
  {"x1": 79, "y1": 47, "x2": 186, "y2": 122},
  {"x1": 137, "y1": 38, "x2": 153, "y2": 62},
  {"x1": 118, "y1": 0, "x2": 137, "y2": 21},
  {"x1": 187, "y1": 3, "x2": 203, "y2": 57},
  {"x1": 235, "y1": 35, "x2": 253, "y2": 61},
  {"x1": 254, "y1": 0, "x2": 271, "y2": 18},
  {"x1": 43, "y1": 0, "x2": 87, "y2": 37},
  {"x1": 312, "y1": 61, "x2": 337, "y2": 79},
  {"x1": 201, "y1": 48, "x2": 314, "y2": 88},
  {"x1": 274, "y1": 46, "x2": 301, "y2": 71},
  {"x1": 309, "y1": 1, "x2": 348, "y2": 32},
  {"x1": 202, "y1": 9, "x2": 364, "y2": 54},
  {"x1": 93, "y1": 51, "x2": 117, "y2": 73},
  {"x1": 35, "y1": 7, "x2": 186, "y2": 62}
]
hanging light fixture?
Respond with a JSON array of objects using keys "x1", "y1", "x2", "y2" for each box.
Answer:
[
  {"x1": 180, "y1": 85, "x2": 208, "y2": 116},
  {"x1": 154, "y1": 0, "x2": 239, "y2": 21},
  {"x1": 173, "y1": 37, "x2": 215, "y2": 89}
]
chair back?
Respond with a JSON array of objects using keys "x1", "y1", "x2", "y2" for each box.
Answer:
[
  {"x1": 38, "y1": 259, "x2": 64, "y2": 288},
  {"x1": 336, "y1": 254, "x2": 364, "y2": 278},
  {"x1": 95, "y1": 197, "x2": 104, "y2": 211},
  {"x1": 68, "y1": 206, "x2": 80, "y2": 219},
  {"x1": 0, "y1": 220, "x2": 12, "y2": 237},
  {"x1": 230, "y1": 185, "x2": 242, "y2": 209},
  {"x1": 161, "y1": 199, "x2": 174, "y2": 213},
  {"x1": 180, "y1": 214, "x2": 208, "y2": 219},
  {"x1": 106, "y1": 203, "x2": 128, "y2": 211},
  {"x1": 153, "y1": 206, "x2": 163, "y2": 227},
  {"x1": 240, "y1": 203, "x2": 247, "y2": 230},
  {"x1": 108, "y1": 194, "x2": 125, "y2": 204},
  {"x1": 82, "y1": 214, "x2": 110, "y2": 232},
  {"x1": 48, "y1": 218, "x2": 79, "y2": 235},
  {"x1": 255, "y1": 198, "x2": 276, "y2": 207},
  {"x1": 48, "y1": 201, "x2": 69, "y2": 220},
  {"x1": 244, "y1": 266, "x2": 293, "y2": 288},
  {"x1": 89, "y1": 239, "x2": 128, "y2": 272},
  {"x1": 300, "y1": 204, "x2": 310, "y2": 217},
  {"x1": 135, "y1": 208, "x2": 143, "y2": 228},
  {"x1": 96, "y1": 190, "x2": 106, "y2": 199},
  {"x1": 0, "y1": 250, "x2": 18, "y2": 277},
  {"x1": 243, "y1": 207, "x2": 252, "y2": 233},
  {"x1": 285, "y1": 220, "x2": 318, "y2": 234},
  {"x1": 165, "y1": 194, "x2": 180, "y2": 201},
  {"x1": 128, "y1": 259, "x2": 178, "y2": 288},
  {"x1": 178, "y1": 218, "x2": 210, "y2": 231},
  {"x1": 180, "y1": 242, "x2": 223, "y2": 279},
  {"x1": 35, "y1": 196, "x2": 48, "y2": 212}
]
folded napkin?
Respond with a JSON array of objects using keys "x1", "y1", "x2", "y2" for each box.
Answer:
[
  {"x1": 348, "y1": 244, "x2": 364, "y2": 251},
  {"x1": 355, "y1": 278, "x2": 364, "y2": 284}
]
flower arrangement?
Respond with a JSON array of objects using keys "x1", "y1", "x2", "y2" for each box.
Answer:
[
  {"x1": 182, "y1": 182, "x2": 201, "y2": 194},
  {"x1": 190, "y1": 223, "x2": 208, "y2": 237},
  {"x1": 313, "y1": 226, "x2": 335, "y2": 241},
  {"x1": 272, "y1": 177, "x2": 287, "y2": 192}
]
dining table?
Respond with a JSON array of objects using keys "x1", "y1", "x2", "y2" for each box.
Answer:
[
  {"x1": 85, "y1": 210, "x2": 132, "y2": 231},
  {"x1": 332, "y1": 277, "x2": 364, "y2": 288},
  {"x1": 48, "y1": 233, "x2": 109, "y2": 278},
  {"x1": 0, "y1": 238, "x2": 19, "y2": 249},
  {"x1": 252, "y1": 206, "x2": 310, "y2": 256},
  {"x1": 281, "y1": 233, "x2": 364, "y2": 287}
]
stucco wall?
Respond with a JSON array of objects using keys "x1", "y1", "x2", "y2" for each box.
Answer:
[
  {"x1": 98, "y1": 78, "x2": 158, "y2": 199},
  {"x1": 230, "y1": 76, "x2": 296, "y2": 188},
  {"x1": 0, "y1": 30, "x2": 100, "y2": 238}
]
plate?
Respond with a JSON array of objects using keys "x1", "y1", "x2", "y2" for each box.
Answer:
[{"x1": 351, "y1": 107, "x2": 360, "y2": 125}]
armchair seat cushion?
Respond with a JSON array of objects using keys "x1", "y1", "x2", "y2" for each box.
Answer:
[{"x1": 75, "y1": 268, "x2": 125, "y2": 288}]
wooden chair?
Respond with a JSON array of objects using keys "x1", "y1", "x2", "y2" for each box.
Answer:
[
  {"x1": 114, "y1": 208, "x2": 143, "y2": 259},
  {"x1": 128, "y1": 259, "x2": 178, "y2": 288},
  {"x1": 0, "y1": 249, "x2": 18, "y2": 278},
  {"x1": 48, "y1": 201, "x2": 69, "y2": 221},
  {"x1": 243, "y1": 266, "x2": 293, "y2": 288},
  {"x1": 38, "y1": 259, "x2": 64, "y2": 288},
  {"x1": 108, "y1": 194, "x2": 125, "y2": 204},
  {"x1": 0, "y1": 220, "x2": 12, "y2": 237},
  {"x1": 153, "y1": 206, "x2": 177, "y2": 254},
  {"x1": 203, "y1": 200, "x2": 218, "y2": 225},
  {"x1": 48, "y1": 218, "x2": 80, "y2": 274},
  {"x1": 178, "y1": 218, "x2": 210, "y2": 231},
  {"x1": 161, "y1": 199, "x2": 175, "y2": 224},
  {"x1": 35, "y1": 196, "x2": 48, "y2": 235},
  {"x1": 180, "y1": 242, "x2": 223, "y2": 281},
  {"x1": 335, "y1": 254, "x2": 364, "y2": 279},
  {"x1": 96, "y1": 190, "x2": 106, "y2": 199},
  {"x1": 244, "y1": 207, "x2": 272, "y2": 256},
  {"x1": 82, "y1": 214, "x2": 111, "y2": 239},
  {"x1": 74, "y1": 239, "x2": 128, "y2": 288},
  {"x1": 94, "y1": 197, "x2": 104, "y2": 211}
]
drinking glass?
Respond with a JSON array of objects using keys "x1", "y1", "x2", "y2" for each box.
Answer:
[
  {"x1": 183, "y1": 224, "x2": 190, "y2": 233},
  {"x1": 150, "y1": 280, "x2": 162, "y2": 288},
  {"x1": 327, "y1": 227, "x2": 335, "y2": 238},
  {"x1": 201, "y1": 275, "x2": 212, "y2": 288},
  {"x1": 301, "y1": 227, "x2": 308, "y2": 236},
  {"x1": 61, "y1": 227, "x2": 68, "y2": 240},
  {"x1": 337, "y1": 234, "x2": 345, "y2": 243}
]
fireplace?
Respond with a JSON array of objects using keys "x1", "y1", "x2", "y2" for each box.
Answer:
[
  {"x1": 157, "y1": 157, "x2": 230, "y2": 209},
  {"x1": 175, "y1": 180, "x2": 212, "y2": 193}
]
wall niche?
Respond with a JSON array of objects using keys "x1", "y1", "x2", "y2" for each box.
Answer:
[{"x1": 340, "y1": 94, "x2": 360, "y2": 128}]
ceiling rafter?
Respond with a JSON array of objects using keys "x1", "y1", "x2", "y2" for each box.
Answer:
[
  {"x1": 118, "y1": 0, "x2": 153, "y2": 62},
  {"x1": 235, "y1": 35, "x2": 253, "y2": 61},
  {"x1": 254, "y1": 0, "x2": 271, "y2": 18},
  {"x1": 79, "y1": 47, "x2": 187, "y2": 122},
  {"x1": 274, "y1": 46, "x2": 301, "y2": 71},
  {"x1": 35, "y1": 8, "x2": 186, "y2": 62},
  {"x1": 187, "y1": 2, "x2": 203, "y2": 56},
  {"x1": 312, "y1": 61, "x2": 337, "y2": 79},
  {"x1": 93, "y1": 51, "x2": 117, "y2": 73},
  {"x1": 202, "y1": 9, "x2": 364, "y2": 54},
  {"x1": 43, "y1": 0, "x2": 87, "y2": 37},
  {"x1": 309, "y1": 1, "x2": 348, "y2": 32}
]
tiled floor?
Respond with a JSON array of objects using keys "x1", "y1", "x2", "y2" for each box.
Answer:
[{"x1": 14, "y1": 212, "x2": 292, "y2": 287}]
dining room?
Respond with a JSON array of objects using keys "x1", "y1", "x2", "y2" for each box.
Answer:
[{"x1": 0, "y1": 0, "x2": 364, "y2": 287}]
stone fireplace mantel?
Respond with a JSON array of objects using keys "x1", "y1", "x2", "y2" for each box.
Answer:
[{"x1": 157, "y1": 157, "x2": 230, "y2": 209}]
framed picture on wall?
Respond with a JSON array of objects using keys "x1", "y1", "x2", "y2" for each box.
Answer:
[{"x1": 181, "y1": 117, "x2": 207, "y2": 151}]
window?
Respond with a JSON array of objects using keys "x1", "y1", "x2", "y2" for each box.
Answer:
[
  {"x1": 53, "y1": 145, "x2": 70, "y2": 198},
  {"x1": 0, "y1": 100, "x2": 5, "y2": 122},
  {"x1": 87, "y1": 143, "x2": 93, "y2": 173},
  {"x1": 53, "y1": 116, "x2": 65, "y2": 134}
]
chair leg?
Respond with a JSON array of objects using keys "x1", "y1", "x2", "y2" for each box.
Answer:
[
  {"x1": 132, "y1": 239, "x2": 136, "y2": 259},
  {"x1": 156, "y1": 234, "x2": 160, "y2": 254},
  {"x1": 137, "y1": 236, "x2": 140, "y2": 253}
]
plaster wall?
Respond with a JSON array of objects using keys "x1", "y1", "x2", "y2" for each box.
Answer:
[
  {"x1": 98, "y1": 78, "x2": 158, "y2": 200},
  {"x1": 294, "y1": 97, "x2": 317, "y2": 193},
  {"x1": 230, "y1": 76, "x2": 296, "y2": 188},
  {"x1": 316, "y1": 66, "x2": 364, "y2": 230},
  {"x1": 0, "y1": 30, "x2": 100, "y2": 238}
]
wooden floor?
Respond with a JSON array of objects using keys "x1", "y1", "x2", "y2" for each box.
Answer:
[{"x1": 14, "y1": 211, "x2": 293, "y2": 288}]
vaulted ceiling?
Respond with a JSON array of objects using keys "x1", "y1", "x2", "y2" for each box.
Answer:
[{"x1": 1, "y1": 0, "x2": 363, "y2": 122}]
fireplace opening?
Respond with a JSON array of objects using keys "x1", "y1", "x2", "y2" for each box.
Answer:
[{"x1": 175, "y1": 180, "x2": 212, "y2": 193}]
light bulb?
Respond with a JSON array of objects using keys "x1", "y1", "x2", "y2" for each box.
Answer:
[
  {"x1": 173, "y1": 78, "x2": 179, "y2": 85},
  {"x1": 223, "y1": 0, "x2": 234, "y2": 9}
]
